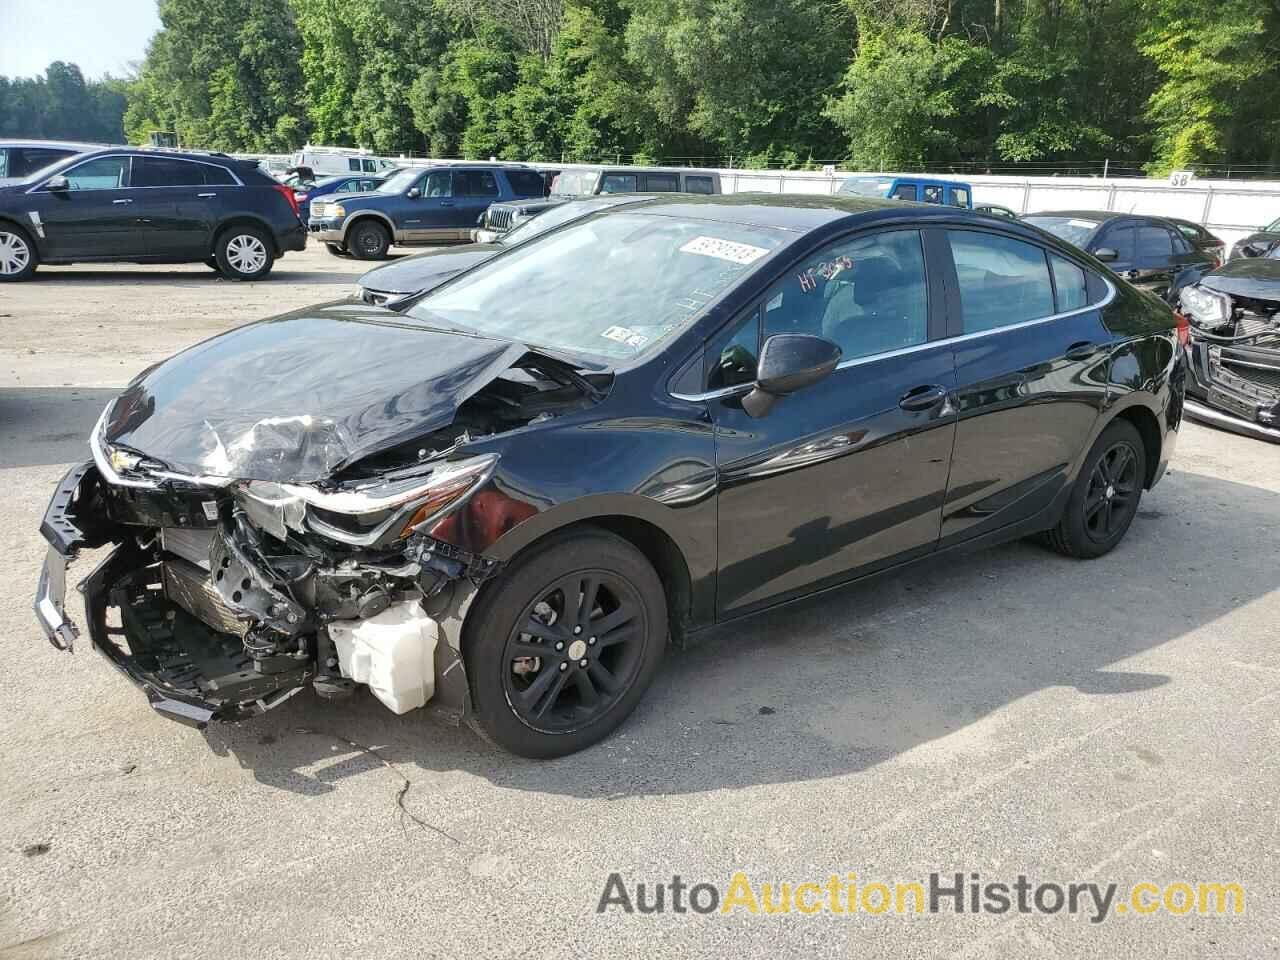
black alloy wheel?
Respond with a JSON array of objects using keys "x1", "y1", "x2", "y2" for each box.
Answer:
[
  {"x1": 464, "y1": 528, "x2": 667, "y2": 757},
  {"x1": 502, "y1": 570, "x2": 647, "y2": 734},
  {"x1": 1083, "y1": 441, "x2": 1140, "y2": 543},
  {"x1": 1044, "y1": 418, "x2": 1146, "y2": 558}
]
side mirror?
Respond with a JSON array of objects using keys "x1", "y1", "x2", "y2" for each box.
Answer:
[
  {"x1": 1094, "y1": 247, "x2": 1118, "y2": 262},
  {"x1": 44, "y1": 175, "x2": 69, "y2": 192},
  {"x1": 742, "y1": 334, "x2": 842, "y2": 418},
  {"x1": 407, "y1": 187, "x2": 421, "y2": 199}
]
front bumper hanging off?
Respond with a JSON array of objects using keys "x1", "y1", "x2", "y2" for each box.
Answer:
[
  {"x1": 1184, "y1": 339, "x2": 1280, "y2": 444},
  {"x1": 33, "y1": 462, "x2": 311, "y2": 729}
]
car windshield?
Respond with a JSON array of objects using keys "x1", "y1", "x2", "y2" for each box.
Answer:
[
  {"x1": 377, "y1": 168, "x2": 421, "y2": 194},
  {"x1": 1023, "y1": 216, "x2": 1100, "y2": 247},
  {"x1": 550, "y1": 170, "x2": 599, "y2": 197},
  {"x1": 837, "y1": 177, "x2": 894, "y2": 197},
  {"x1": 408, "y1": 212, "x2": 787, "y2": 361},
  {"x1": 1266, "y1": 217, "x2": 1280, "y2": 232},
  {"x1": 499, "y1": 200, "x2": 630, "y2": 246}
]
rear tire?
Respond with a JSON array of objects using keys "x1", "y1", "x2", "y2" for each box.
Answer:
[
  {"x1": 214, "y1": 225, "x2": 274, "y2": 280},
  {"x1": 464, "y1": 529, "x2": 668, "y2": 758},
  {"x1": 1045, "y1": 419, "x2": 1146, "y2": 559},
  {"x1": 0, "y1": 225, "x2": 38, "y2": 281},
  {"x1": 349, "y1": 220, "x2": 391, "y2": 260}
]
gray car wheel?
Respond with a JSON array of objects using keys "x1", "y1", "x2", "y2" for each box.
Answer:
[{"x1": 0, "y1": 227, "x2": 37, "y2": 281}]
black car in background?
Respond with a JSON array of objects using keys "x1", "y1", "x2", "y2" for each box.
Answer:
[
  {"x1": 1166, "y1": 217, "x2": 1225, "y2": 267},
  {"x1": 1022, "y1": 211, "x2": 1214, "y2": 297},
  {"x1": 0, "y1": 148, "x2": 306, "y2": 281},
  {"x1": 1173, "y1": 249, "x2": 1280, "y2": 442},
  {"x1": 353, "y1": 194, "x2": 656, "y2": 306},
  {"x1": 35, "y1": 195, "x2": 1182, "y2": 757}
]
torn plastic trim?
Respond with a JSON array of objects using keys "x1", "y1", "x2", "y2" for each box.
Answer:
[{"x1": 239, "y1": 453, "x2": 499, "y2": 549}]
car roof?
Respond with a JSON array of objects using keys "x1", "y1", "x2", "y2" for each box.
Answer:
[
  {"x1": 0, "y1": 139, "x2": 109, "y2": 150},
  {"x1": 586, "y1": 192, "x2": 1014, "y2": 233},
  {"x1": 1025, "y1": 210, "x2": 1179, "y2": 225}
]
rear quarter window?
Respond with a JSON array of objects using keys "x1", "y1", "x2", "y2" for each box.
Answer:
[
  {"x1": 948, "y1": 230, "x2": 1055, "y2": 332},
  {"x1": 506, "y1": 170, "x2": 547, "y2": 197}
]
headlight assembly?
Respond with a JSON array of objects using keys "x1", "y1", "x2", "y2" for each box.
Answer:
[
  {"x1": 1179, "y1": 285, "x2": 1232, "y2": 331},
  {"x1": 239, "y1": 453, "x2": 498, "y2": 547},
  {"x1": 331, "y1": 203, "x2": 346, "y2": 218}
]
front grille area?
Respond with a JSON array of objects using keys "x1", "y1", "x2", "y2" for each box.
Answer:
[
  {"x1": 1220, "y1": 358, "x2": 1280, "y2": 394},
  {"x1": 162, "y1": 557, "x2": 245, "y2": 636},
  {"x1": 486, "y1": 207, "x2": 514, "y2": 233}
]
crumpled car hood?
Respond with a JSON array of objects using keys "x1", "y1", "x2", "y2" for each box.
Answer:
[
  {"x1": 358, "y1": 243, "x2": 501, "y2": 295},
  {"x1": 103, "y1": 302, "x2": 528, "y2": 483},
  {"x1": 1200, "y1": 257, "x2": 1280, "y2": 302}
]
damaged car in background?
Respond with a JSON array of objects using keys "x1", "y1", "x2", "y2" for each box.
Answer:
[
  {"x1": 1172, "y1": 249, "x2": 1280, "y2": 442},
  {"x1": 36, "y1": 195, "x2": 1182, "y2": 757}
]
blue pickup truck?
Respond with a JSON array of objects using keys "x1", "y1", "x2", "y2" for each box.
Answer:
[
  {"x1": 837, "y1": 175, "x2": 972, "y2": 208},
  {"x1": 309, "y1": 162, "x2": 547, "y2": 259}
]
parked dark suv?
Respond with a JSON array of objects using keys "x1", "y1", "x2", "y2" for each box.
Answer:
[
  {"x1": 309, "y1": 162, "x2": 547, "y2": 259},
  {"x1": 35, "y1": 195, "x2": 1183, "y2": 758},
  {"x1": 0, "y1": 148, "x2": 306, "y2": 281}
]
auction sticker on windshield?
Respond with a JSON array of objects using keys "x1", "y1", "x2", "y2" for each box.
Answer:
[{"x1": 680, "y1": 236, "x2": 770, "y2": 265}]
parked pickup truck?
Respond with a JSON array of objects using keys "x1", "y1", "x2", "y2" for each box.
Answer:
[
  {"x1": 476, "y1": 164, "x2": 721, "y2": 240},
  {"x1": 309, "y1": 162, "x2": 546, "y2": 259}
]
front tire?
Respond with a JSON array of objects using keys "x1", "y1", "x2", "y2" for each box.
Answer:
[
  {"x1": 0, "y1": 226, "x2": 38, "y2": 281},
  {"x1": 464, "y1": 529, "x2": 668, "y2": 758},
  {"x1": 324, "y1": 242, "x2": 349, "y2": 258},
  {"x1": 349, "y1": 220, "x2": 391, "y2": 260},
  {"x1": 1045, "y1": 419, "x2": 1146, "y2": 558},
  {"x1": 214, "y1": 226, "x2": 274, "y2": 280}
]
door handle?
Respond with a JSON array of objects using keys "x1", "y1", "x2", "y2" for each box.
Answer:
[
  {"x1": 197, "y1": 192, "x2": 217, "y2": 198},
  {"x1": 112, "y1": 198, "x2": 133, "y2": 205},
  {"x1": 439, "y1": 200, "x2": 454, "y2": 207},
  {"x1": 899, "y1": 384, "x2": 948, "y2": 411},
  {"x1": 1065, "y1": 341, "x2": 1101, "y2": 361}
]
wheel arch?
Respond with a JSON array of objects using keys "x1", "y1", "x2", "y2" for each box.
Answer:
[
  {"x1": 341, "y1": 211, "x2": 396, "y2": 243},
  {"x1": 0, "y1": 216, "x2": 37, "y2": 249},
  {"x1": 1111, "y1": 403, "x2": 1162, "y2": 489},
  {"x1": 214, "y1": 216, "x2": 277, "y2": 254},
  {"x1": 479, "y1": 504, "x2": 701, "y2": 647}
]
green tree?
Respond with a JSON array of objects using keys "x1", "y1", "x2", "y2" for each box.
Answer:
[
  {"x1": 125, "y1": 0, "x2": 306, "y2": 151},
  {"x1": 1139, "y1": 0, "x2": 1279, "y2": 172}
]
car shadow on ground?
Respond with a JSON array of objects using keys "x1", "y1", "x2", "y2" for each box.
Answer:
[
  {"x1": 0, "y1": 387, "x2": 121, "y2": 469},
  {"x1": 202, "y1": 468, "x2": 1279, "y2": 801},
  {"x1": 30, "y1": 267, "x2": 363, "y2": 286}
]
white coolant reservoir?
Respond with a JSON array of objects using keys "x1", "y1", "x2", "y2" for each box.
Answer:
[{"x1": 327, "y1": 601, "x2": 438, "y2": 714}]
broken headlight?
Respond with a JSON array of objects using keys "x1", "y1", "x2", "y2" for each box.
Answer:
[
  {"x1": 238, "y1": 453, "x2": 498, "y2": 548},
  {"x1": 1179, "y1": 285, "x2": 1232, "y2": 331}
]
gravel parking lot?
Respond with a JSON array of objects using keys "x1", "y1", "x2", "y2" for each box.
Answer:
[{"x1": 1, "y1": 245, "x2": 1277, "y2": 959}]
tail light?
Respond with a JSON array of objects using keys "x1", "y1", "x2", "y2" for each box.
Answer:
[
  {"x1": 272, "y1": 183, "x2": 302, "y2": 220},
  {"x1": 1174, "y1": 311, "x2": 1190, "y2": 347}
]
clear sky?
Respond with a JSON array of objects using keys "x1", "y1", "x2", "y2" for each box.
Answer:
[{"x1": 0, "y1": 0, "x2": 161, "y2": 80}]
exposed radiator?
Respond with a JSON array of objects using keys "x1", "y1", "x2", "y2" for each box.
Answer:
[
  {"x1": 161, "y1": 527, "x2": 214, "y2": 571},
  {"x1": 162, "y1": 557, "x2": 245, "y2": 637}
]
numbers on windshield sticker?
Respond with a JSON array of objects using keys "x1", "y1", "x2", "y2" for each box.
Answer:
[
  {"x1": 602, "y1": 326, "x2": 649, "y2": 348},
  {"x1": 680, "y1": 235, "x2": 770, "y2": 265}
]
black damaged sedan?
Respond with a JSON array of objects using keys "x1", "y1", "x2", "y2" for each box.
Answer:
[{"x1": 35, "y1": 195, "x2": 1184, "y2": 757}]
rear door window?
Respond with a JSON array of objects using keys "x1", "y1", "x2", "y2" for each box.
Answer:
[
  {"x1": 506, "y1": 169, "x2": 547, "y2": 196},
  {"x1": 348, "y1": 158, "x2": 362, "y2": 172},
  {"x1": 948, "y1": 187, "x2": 970, "y2": 207},
  {"x1": 641, "y1": 173, "x2": 680, "y2": 192},
  {"x1": 1135, "y1": 225, "x2": 1174, "y2": 262},
  {"x1": 684, "y1": 175, "x2": 715, "y2": 194},
  {"x1": 948, "y1": 230, "x2": 1055, "y2": 332},
  {"x1": 132, "y1": 157, "x2": 206, "y2": 187},
  {"x1": 461, "y1": 170, "x2": 500, "y2": 197},
  {"x1": 922, "y1": 185, "x2": 943, "y2": 204},
  {"x1": 892, "y1": 183, "x2": 918, "y2": 201}
]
